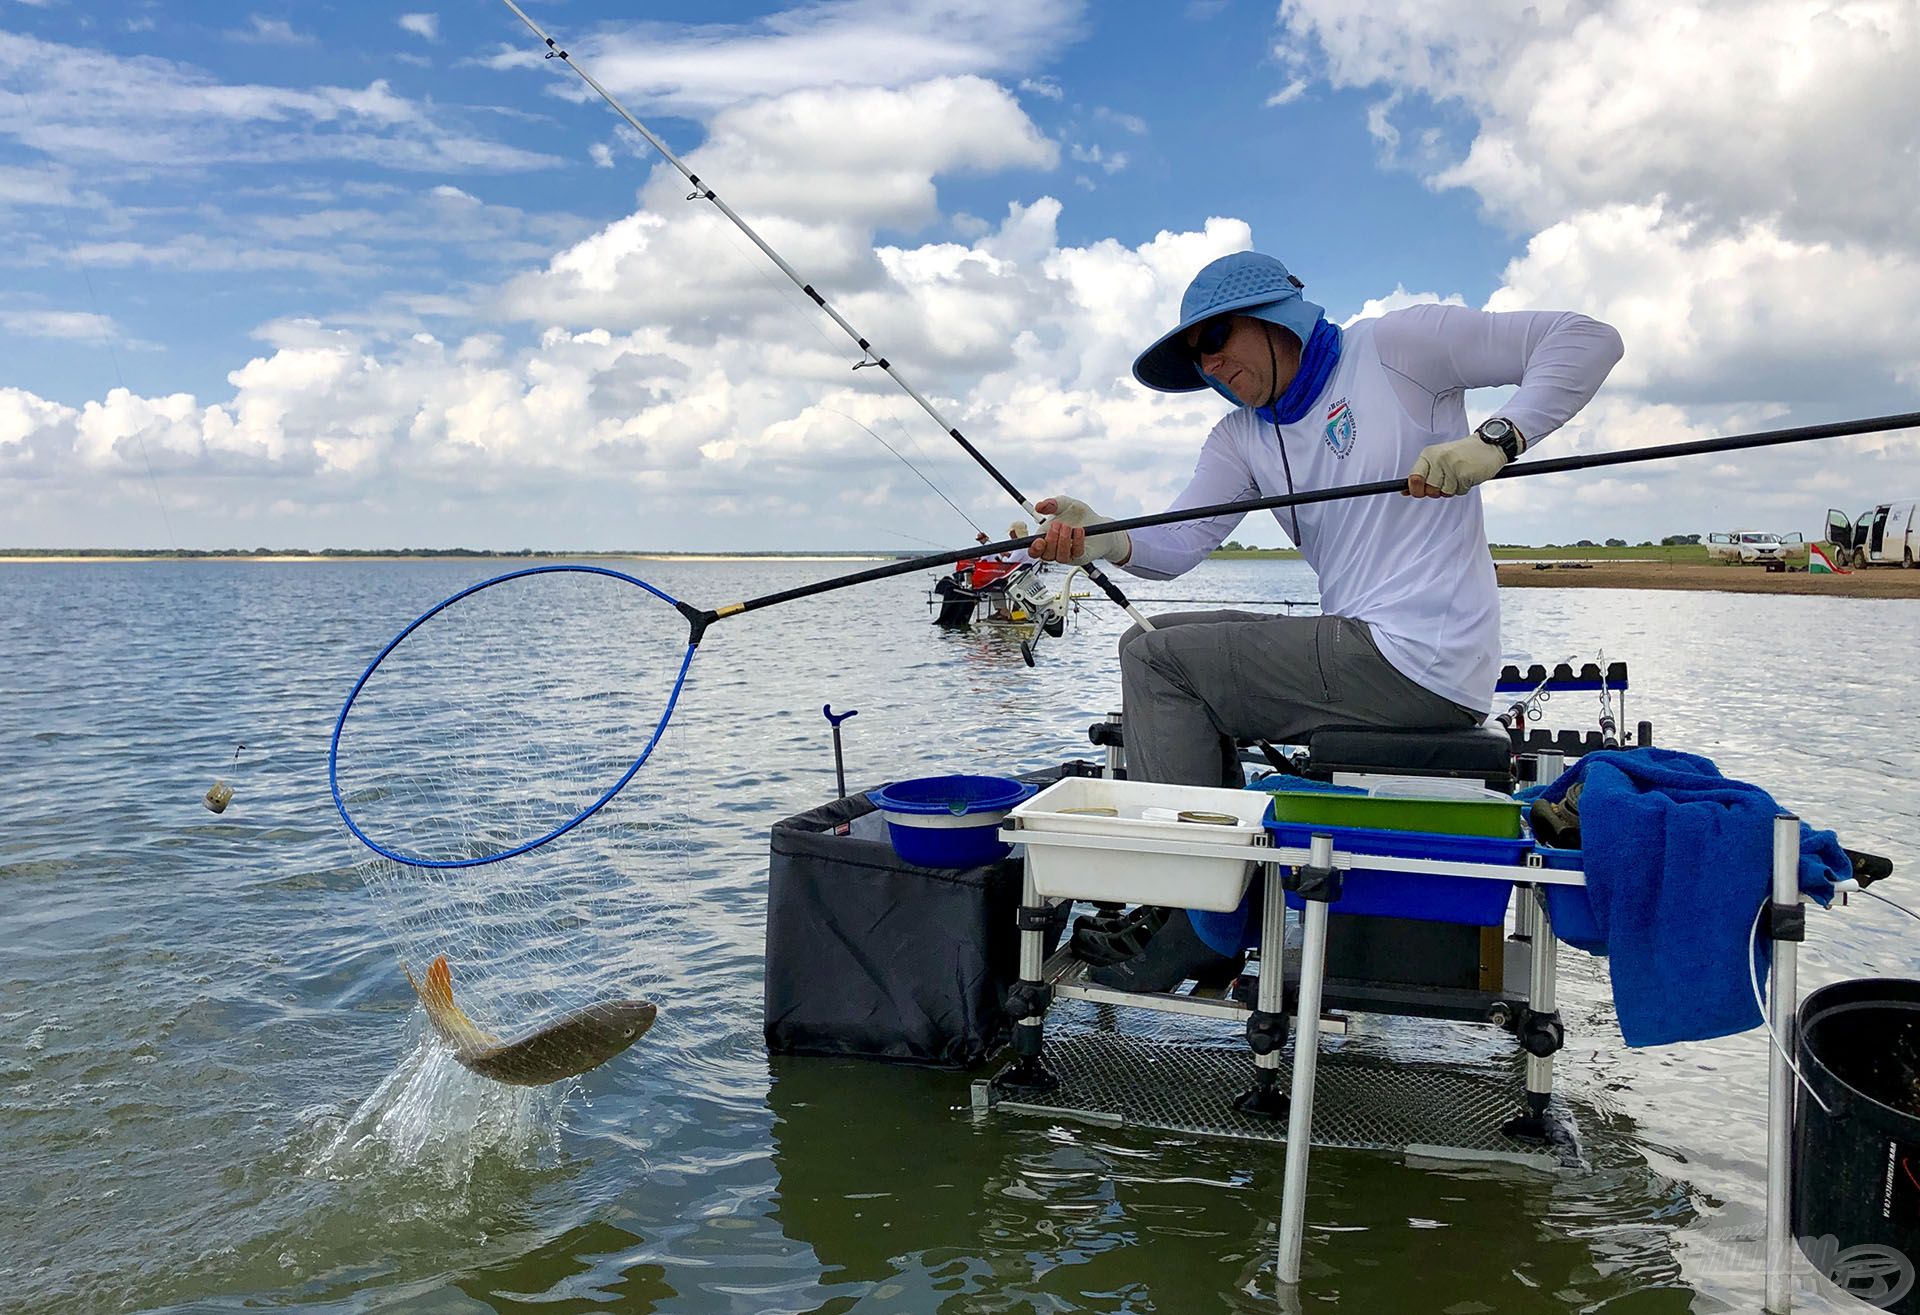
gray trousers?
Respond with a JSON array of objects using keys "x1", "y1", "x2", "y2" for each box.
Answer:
[{"x1": 1118, "y1": 611, "x2": 1483, "y2": 788}]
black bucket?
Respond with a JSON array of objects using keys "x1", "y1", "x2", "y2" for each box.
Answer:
[{"x1": 1793, "y1": 978, "x2": 1920, "y2": 1312}]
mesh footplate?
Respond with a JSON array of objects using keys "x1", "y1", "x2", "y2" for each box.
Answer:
[{"x1": 980, "y1": 1024, "x2": 1575, "y2": 1170}]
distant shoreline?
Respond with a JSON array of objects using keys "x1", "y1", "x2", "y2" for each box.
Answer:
[{"x1": 0, "y1": 551, "x2": 896, "y2": 564}]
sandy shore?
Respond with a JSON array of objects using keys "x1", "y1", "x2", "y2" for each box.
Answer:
[{"x1": 1498, "y1": 561, "x2": 1920, "y2": 598}]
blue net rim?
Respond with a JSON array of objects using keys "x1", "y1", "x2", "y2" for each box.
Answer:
[{"x1": 869, "y1": 775, "x2": 1034, "y2": 817}]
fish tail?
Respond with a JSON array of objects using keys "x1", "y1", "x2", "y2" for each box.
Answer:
[{"x1": 406, "y1": 954, "x2": 496, "y2": 1051}]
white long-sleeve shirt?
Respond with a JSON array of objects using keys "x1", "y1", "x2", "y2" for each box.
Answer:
[{"x1": 1123, "y1": 303, "x2": 1624, "y2": 713}]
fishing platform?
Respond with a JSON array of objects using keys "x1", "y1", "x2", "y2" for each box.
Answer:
[{"x1": 768, "y1": 660, "x2": 1906, "y2": 1312}]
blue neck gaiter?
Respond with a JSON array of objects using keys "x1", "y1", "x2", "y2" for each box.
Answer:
[{"x1": 1255, "y1": 317, "x2": 1342, "y2": 425}]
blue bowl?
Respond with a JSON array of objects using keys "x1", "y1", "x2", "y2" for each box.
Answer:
[{"x1": 869, "y1": 774, "x2": 1036, "y2": 869}]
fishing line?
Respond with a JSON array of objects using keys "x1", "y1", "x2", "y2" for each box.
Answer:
[
  {"x1": 495, "y1": 0, "x2": 1155, "y2": 632},
  {"x1": 1861, "y1": 887, "x2": 1920, "y2": 926},
  {"x1": 697, "y1": 216, "x2": 990, "y2": 538},
  {"x1": 1123, "y1": 596, "x2": 1318, "y2": 608},
  {"x1": 819, "y1": 408, "x2": 987, "y2": 538},
  {"x1": 871, "y1": 524, "x2": 954, "y2": 550},
  {"x1": 1747, "y1": 898, "x2": 1835, "y2": 1116}
]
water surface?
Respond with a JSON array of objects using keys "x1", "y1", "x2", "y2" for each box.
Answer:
[{"x1": 3, "y1": 558, "x2": 1916, "y2": 1313}]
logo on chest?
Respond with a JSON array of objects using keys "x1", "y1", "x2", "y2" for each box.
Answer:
[{"x1": 1323, "y1": 398, "x2": 1356, "y2": 457}]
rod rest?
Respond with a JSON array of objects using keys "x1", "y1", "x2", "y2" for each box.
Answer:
[
  {"x1": 1495, "y1": 660, "x2": 1629, "y2": 692},
  {"x1": 1843, "y1": 847, "x2": 1895, "y2": 888}
]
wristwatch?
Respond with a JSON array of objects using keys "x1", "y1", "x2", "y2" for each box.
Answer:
[{"x1": 1476, "y1": 417, "x2": 1524, "y2": 462}]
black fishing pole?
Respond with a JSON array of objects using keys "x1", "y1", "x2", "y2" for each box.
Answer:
[
  {"x1": 336, "y1": 407, "x2": 1918, "y2": 867},
  {"x1": 496, "y1": 0, "x2": 1156, "y2": 632},
  {"x1": 687, "y1": 409, "x2": 1920, "y2": 633}
]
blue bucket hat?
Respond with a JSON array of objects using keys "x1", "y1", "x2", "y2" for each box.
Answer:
[{"x1": 1132, "y1": 251, "x2": 1326, "y2": 395}]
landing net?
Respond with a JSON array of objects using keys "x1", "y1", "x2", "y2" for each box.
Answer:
[{"x1": 331, "y1": 565, "x2": 697, "y2": 1060}]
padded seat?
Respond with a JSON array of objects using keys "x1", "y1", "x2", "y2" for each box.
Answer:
[{"x1": 1305, "y1": 725, "x2": 1513, "y2": 789}]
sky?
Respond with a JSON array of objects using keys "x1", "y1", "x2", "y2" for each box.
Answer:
[{"x1": 2, "y1": 0, "x2": 1916, "y2": 552}]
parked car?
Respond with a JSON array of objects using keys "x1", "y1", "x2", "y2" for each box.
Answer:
[
  {"x1": 1705, "y1": 530, "x2": 1800, "y2": 565},
  {"x1": 1826, "y1": 502, "x2": 1918, "y2": 568}
]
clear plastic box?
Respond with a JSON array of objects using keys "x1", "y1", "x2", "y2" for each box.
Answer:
[{"x1": 1003, "y1": 777, "x2": 1271, "y2": 912}]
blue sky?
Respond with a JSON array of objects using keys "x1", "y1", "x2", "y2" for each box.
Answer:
[{"x1": 4, "y1": 0, "x2": 1917, "y2": 550}]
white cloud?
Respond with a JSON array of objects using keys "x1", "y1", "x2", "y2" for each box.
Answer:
[
  {"x1": 489, "y1": 0, "x2": 1088, "y2": 114},
  {"x1": 0, "y1": 310, "x2": 121, "y2": 342},
  {"x1": 0, "y1": 33, "x2": 559, "y2": 175},
  {"x1": 1070, "y1": 143, "x2": 1128, "y2": 175},
  {"x1": 1341, "y1": 284, "x2": 1466, "y2": 324},
  {"x1": 497, "y1": 77, "x2": 1057, "y2": 332},
  {"x1": 1094, "y1": 107, "x2": 1147, "y2": 135},
  {"x1": 1018, "y1": 77, "x2": 1064, "y2": 100},
  {"x1": 231, "y1": 16, "x2": 313, "y2": 45},
  {"x1": 1273, "y1": 0, "x2": 1920, "y2": 542},
  {"x1": 1489, "y1": 203, "x2": 1920, "y2": 404},
  {"x1": 1280, "y1": 0, "x2": 1920, "y2": 247},
  {"x1": 1265, "y1": 78, "x2": 1308, "y2": 108},
  {"x1": 22, "y1": 6, "x2": 1912, "y2": 551},
  {"x1": 0, "y1": 133, "x2": 1262, "y2": 549},
  {"x1": 589, "y1": 142, "x2": 615, "y2": 169},
  {"x1": 0, "y1": 164, "x2": 82, "y2": 208},
  {"x1": 399, "y1": 13, "x2": 439, "y2": 41}
]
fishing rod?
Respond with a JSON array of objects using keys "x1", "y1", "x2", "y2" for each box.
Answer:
[
  {"x1": 496, "y1": 0, "x2": 1155, "y2": 634},
  {"x1": 693, "y1": 408, "x2": 1920, "y2": 632},
  {"x1": 334, "y1": 408, "x2": 1918, "y2": 868}
]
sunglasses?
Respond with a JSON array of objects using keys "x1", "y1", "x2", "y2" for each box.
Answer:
[{"x1": 1188, "y1": 317, "x2": 1233, "y2": 362}]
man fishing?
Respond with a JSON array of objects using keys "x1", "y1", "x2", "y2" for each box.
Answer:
[{"x1": 1029, "y1": 250, "x2": 1624, "y2": 991}]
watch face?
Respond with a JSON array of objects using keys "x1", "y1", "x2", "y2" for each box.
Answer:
[{"x1": 1483, "y1": 419, "x2": 1511, "y2": 440}]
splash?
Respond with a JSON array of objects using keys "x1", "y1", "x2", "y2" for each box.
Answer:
[{"x1": 313, "y1": 1039, "x2": 565, "y2": 1185}]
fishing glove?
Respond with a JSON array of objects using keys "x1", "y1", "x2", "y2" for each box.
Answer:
[
  {"x1": 1033, "y1": 496, "x2": 1131, "y2": 566},
  {"x1": 1408, "y1": 434, "x2": 1510, "y2": 497}
]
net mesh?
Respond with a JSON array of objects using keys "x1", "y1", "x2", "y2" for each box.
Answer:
[{"x1": 333, "y1": 566, "x2": 697, "y2": 1069}]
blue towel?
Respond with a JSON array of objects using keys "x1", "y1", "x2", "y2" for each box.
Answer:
[{"x1": 1537, "y1": 748, "x2": 1848, "y2": 1047}]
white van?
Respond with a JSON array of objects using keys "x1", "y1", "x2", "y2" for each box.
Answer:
[
  {"x1": 1705, "y1": 530, "x2": 1797, "y2": 565},
  {"x1": 1826, "y1": 502, "x2": 1918, "y2": 568}
]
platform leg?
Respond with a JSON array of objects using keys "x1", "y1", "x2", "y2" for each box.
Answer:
[
  {"x1": 1277, "y1": 834, "x2": 1334, "y2": 1288},
  {"x1": 1513, "y1": 881, "x2": 1537, "y2": 941},
  {"x1": 1235, "y1": 861, "x2": 1289, "y2": 1117},
  {"x1": 1502, "y1": 894, "x2": 1563, "y2": 1143},
  {"x1": 1512, "y1": 751, "x2": 1562, "y2": 948},
  {"x1": 1526, "y1": 901, "x2": 1559, "y2": 1102},
  {"x1": 1765, "y1": 813, "x2": 1800, "y2": 1314},
  {"x1": 997, "y1": 859, "x2": 1057, "y2": 1094}
]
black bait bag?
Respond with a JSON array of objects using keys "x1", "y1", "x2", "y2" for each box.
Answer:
[{"x1": 765, "y1": 774, "x2": 1068, "y2": 1069}]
